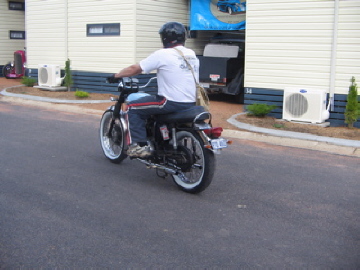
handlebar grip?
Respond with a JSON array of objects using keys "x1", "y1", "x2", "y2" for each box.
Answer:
[{"x1": 106, "y1": 75, "x2": 120, "y2": 84}]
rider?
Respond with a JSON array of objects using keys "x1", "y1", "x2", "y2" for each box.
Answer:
[{"x1": 109, "y1": 22, "x2": 199, "y2": 158}]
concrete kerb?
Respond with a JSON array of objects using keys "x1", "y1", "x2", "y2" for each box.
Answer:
[
  {"x1": 226, "y1": 113, "x2": 360, "y2": 157},
  {"x1": 1, "y1": 84, "x2": 359, "y2": 157},
  {"x1": 1, "y1": 85, "x2": 113, "y2": 104}
]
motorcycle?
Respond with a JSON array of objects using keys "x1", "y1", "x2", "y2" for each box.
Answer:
[
  {"x1": 99, "y1": 77, "x2": 230, "y2": 193},
  {"x1": 2, "y1": 49, "x2": 26, "y2": 79}
]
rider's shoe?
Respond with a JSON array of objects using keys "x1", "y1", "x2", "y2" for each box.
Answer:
[{"x1": 127, "y1": 143, "x2": 152, "y2": 158}]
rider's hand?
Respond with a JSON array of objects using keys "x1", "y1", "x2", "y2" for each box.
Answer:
[{"x1": 106, "y1": 74, "x2": 118, "y2": 83}]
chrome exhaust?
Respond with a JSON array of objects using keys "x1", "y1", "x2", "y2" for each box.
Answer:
[{"x1": 136, "y1": 159, "x2": 178, "y2": 175}]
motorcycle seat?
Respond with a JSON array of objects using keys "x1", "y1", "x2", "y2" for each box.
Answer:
[{"x1": 156, "y1": 106, "x2": 210, "y2": 123}]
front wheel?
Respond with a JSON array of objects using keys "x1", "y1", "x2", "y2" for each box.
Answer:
[
  {"x1": 2, "y1": 64, "x2": 13, "y2": 79},
  {"x1": 99, "y1": 110, "x2": 127, "y2": 163},
  {"x1": 172, "y1": 131, "x2": 215, "y2": 194}
]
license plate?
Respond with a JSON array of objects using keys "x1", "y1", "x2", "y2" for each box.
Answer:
[{"x1": 210, "y1": 138, "x2": 228, "y2": 149}]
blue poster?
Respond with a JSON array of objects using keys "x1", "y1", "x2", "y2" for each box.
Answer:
[{"x1": 190, "y1": 0, "x2": 246, "y2": 31}]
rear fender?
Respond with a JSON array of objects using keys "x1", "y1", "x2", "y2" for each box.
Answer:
[
  {"x1": 193, "y1": 122, "x2": 212, "y2": 131},
  {"x1": 192, "y1": 124, "x2": 212, "y2": 145}
]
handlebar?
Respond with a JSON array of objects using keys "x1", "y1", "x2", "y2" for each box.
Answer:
[
  {"x1": 138, "y1": 77, "x2": 157, "y2": 88},
  {"x1": 106, "y1": 76, "x2": 157, "y2": 92}
]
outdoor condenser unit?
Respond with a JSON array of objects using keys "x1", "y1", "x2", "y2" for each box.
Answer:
[
  {"x1": 282, "y1": 88, "x2": 330, "y2": 123},
  {"x1": 38, "y1": 64, "x2": 62, "y2": 87}
]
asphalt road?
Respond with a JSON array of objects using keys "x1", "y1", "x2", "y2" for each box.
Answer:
[{"x1": 1, "y1": 102, "x2": 359, "y2": 268}]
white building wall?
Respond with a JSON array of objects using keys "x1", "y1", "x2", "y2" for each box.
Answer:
[
  {"x1": 135, "y1": 0, "x2": 189, "y2": 61},
  {"x1": 245, "y1": 0, "x2": 360, "y2": 95},
  {"x1": 0, "y1": 0, "x2": 25, "y2": 64},
  {"x1": 67, "y1": 1, "x2": 136, "y2": 72},
  {"x1": 25, "y1": 0, "x2": 67, "y2": 69},
  {"x1": 25, "y1": 0, "x2": 213, "y2": 73},
  {"x1": 245, "y1": 0, "x2": 335, "y2": 91},
  {"x1": 26, "y1": 0, "x2": 136, "y2": 72},
  {"x1": 135, "y1": 0, "x2": 211, "y2": 63},
  {"x1": 335, "y1": 0, "x2": 360, "y2": 94}
]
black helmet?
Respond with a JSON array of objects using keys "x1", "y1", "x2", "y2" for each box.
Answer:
[{"x1": 159, "y1": 22, "x2": 186, "y2": 48}]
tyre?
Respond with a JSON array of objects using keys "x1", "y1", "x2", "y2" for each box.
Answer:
[
  {"x1": 99, "y1": 110, "x2": 127, "y2": 163},
  {"x1": 172, "y1": 131, "x2": 215, "y2": 194},
  {"x1": 2, "y1": 64, "x2": 13, "y2": 79},
  {"x1": 227, "y1": 70, "x2": 244, "y2": 104},
  {"x1": 235, "y1": 73, "x2": 244, "y2": 104}
]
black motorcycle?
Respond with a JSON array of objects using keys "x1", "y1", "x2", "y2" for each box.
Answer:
[{"x1": 99, "y1": 77, "x2": 229, "y2": 193}]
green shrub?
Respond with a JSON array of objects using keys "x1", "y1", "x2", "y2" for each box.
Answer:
[
  {"x1": 21, "y1": 76, "x2": 37, "y2": 87},
  {"x1": 246, "y1": 103, "x2": 277, "y2": 117},
  {"x1": 74, "y1": 89, "x2": 89, "y2": 98},
  {"x1": 64, "y1": 58, "x2": 73, "y2": 91},
  {"x1": 345, "y1": 77, "x2": 360, "y2": 129}
]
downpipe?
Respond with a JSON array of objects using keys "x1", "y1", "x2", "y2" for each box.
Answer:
[{"x1": 328, "y1": 0, "x2": 339, "y2": 112}]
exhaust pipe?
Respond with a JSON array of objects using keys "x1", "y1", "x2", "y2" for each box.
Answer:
[{"x1": 136, "y1": 159, "x2": 178, "y2": 175}]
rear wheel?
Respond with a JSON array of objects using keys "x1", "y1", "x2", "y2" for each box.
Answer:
[
  {"x1": 99, "y1": 110, "x2": 127, "y2": 163},
  {"x1": 171, "y1": 131, "x2": 215, "y2": 194}
]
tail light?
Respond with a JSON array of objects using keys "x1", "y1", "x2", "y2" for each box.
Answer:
[{"x1": 204, "y1": 127, "x2": 223, "y2": 138}]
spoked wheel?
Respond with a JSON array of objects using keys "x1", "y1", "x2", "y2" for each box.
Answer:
[
  {"x1": 171, "y1": 131, "x2": 215, "y2": 194},
  {"x1": 99, "y1": 110, "x2": 127, "y2": 163},
  {"x1": 2, "y1": 64, "x2": 13, "y2": 79}
]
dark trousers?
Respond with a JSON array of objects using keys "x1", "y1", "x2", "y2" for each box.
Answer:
[{"x1": 127, "y1": 95, "x2": 195, "y2": 144}]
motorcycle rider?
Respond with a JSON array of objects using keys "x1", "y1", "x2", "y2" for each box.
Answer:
[{"x1": 108, "y1": 22, "x2": 199, "y2": 158}]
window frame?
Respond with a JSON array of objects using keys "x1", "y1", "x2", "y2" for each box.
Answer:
[
  {"x1": 87, "y1": 23, "x2": 121, "y2": 37},
  {"x1": 9, "y1": 30, "x2": 26, "y2": 40},
  {"x1": 9, "y1": 1, "x2": 25, "y2": 11}
]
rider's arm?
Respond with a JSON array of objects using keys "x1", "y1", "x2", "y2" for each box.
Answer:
[{"x1": 114, "y1": 64, "x2": 142, "y2": 78}]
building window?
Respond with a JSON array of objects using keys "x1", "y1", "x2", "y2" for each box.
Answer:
[
  {"x1": 87, "y1": 23, "x2": 120, "y2": 36},
  {"x1": 10, "y1": 31, "x2": 25, "y2": 39},
  {"x1": 9, "y1": 1, "x2": 25, "y2": 11}
]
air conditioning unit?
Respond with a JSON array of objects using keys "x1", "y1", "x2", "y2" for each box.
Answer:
[
  {"x1": 282, "y1": 88, "x2": 330, "y2": 123},
  {"x1": 38, "y1": 64, "x2": 62, "y2": 87}
]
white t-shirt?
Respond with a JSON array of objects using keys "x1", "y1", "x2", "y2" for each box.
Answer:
[{"x1": 139, "y1": 46, "x2": 199, "y2": 103}]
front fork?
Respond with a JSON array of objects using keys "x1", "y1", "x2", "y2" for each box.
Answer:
[{"x1": 108, "y1": 105, "x2": 130, "y2": 147}]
